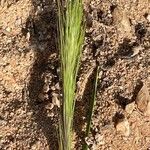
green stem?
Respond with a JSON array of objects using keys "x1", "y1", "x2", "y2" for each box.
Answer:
[{"x1": 83, "y1": 66, "x2": 99, "y2": 150}]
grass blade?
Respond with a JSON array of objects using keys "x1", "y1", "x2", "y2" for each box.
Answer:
[{"x1": 83, "y1": 66, "x2": 99, "y2": 150}]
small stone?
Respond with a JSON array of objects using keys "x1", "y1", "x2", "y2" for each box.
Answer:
[
  {"x1": 6, "y1": 27, "x2": 11, "y2": 32},
  {"x1": 26, "y1": 32, "x2": 30, "y2": 41},
  {"x1": 95, "y1": 134, "x2": 105, "y2": 145},
  {"x1": 38, "y1": 93, "x2": 49, "y2": 101},
  {"x1": 125, "y1": 102, "x2": 135, "y2": 114},
  {"x1": 43, "y1": 73, "x2": 52, "y2": 83},
  {"x1": 147, "y1": 14, "x2": 150, "y2": 22},
  {"x1": 130, "y1": 46, "x2": 143, "y2": 57},
  {"x1": 1, "y1": 0, "x2": 5, "y2": 7},
  {"x1": 55, "y1": 83, "x2": 60, "y2": 90},
  {"x1": 51, "y1": 86, "x2": 56, "y2": 91},
  {"x1": 145, "y1": 101, "x2": 150, "y2": 116},
  {"x1": 145, "y1": 136, "x2": 150, "y2": 142},
  {"x1": 52, "y1": 95, "x2": 60, "y2": 107},
  {"x1": 10, "y1": 112, "x2": 14, "y2": 117},
  {"x1": 49, "y1": 103, "x2": 54, "y2": 110},
  {"x1": 0, "y1": 119, "x2": 7, "y2": 126},
  {"x1": 7, "y1": 39, "x2": 12, "y2": 44},
  {"x1": 49, "y1": 104, "x2": 54, "y2": 110},
  {"x1": 38, "y1": 93, "x2": 44, "y2": 100},
  {"x1": 0, "y1": 93, "x2": 3, "y2": 99},
  {"x1": 91, "y1": 143, "x2": 97, "y2": 150},
  {"x1": 112, "y1": 8, "x2": 132, "y2": 38},
  {"x1": 136, "y1": 82, "x2": 150, "y2": 113},
  {"x1": 49, "y1": 113, "x2": 54, "y2": 117},
  {"x1": 15, "y1": 18, "x2": 22, "y2": 26},
  {"x1": 42, "y1": 83, "x2": 50, "y2": 93},
  {"x1": 116, "y1": 118, "x2": 130, "y2": 136},
  {"x1": 86, "y1": 14, "x2": 93, "y2": 28},
  {"x1": 85, "y1": 136, "x2": 94, "y2": 147},
  {"x1": 31, "y1": 141, "x2": 41, "y2": 150},
  {"x1": 121, "y1": 12, "x2": 131, "y2": 31}
]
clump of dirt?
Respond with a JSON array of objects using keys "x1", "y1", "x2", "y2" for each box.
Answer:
[{"x1": 0, "y1": 0, "x2": 150, "y2": 150}]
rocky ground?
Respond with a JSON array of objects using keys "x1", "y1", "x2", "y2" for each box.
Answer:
[{"x1": 0, "y1": 0, "x2": 150, "y2": 150}]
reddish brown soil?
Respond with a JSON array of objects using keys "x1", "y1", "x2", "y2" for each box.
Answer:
[{"x1": 0, "y1": 0, "x2": 150, "y2": 150}]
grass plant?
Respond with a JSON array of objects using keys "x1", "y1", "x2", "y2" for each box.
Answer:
[{"x1": 57, "y1": 0, "x2": 84, "y2": 149}]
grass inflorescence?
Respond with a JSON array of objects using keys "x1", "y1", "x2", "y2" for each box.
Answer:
[{"x1": 57, "y1": 0, "x2": 84, "y2": 149}]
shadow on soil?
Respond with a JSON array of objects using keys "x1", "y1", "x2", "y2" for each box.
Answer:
[
  {"x1": 74, "y1": 67, "x2": 98, "y2": 149},
  {"x1": 23, "y1": 0, "x2": 59, "y2": 149},
  {"x1": 23, "y1": 0, "x2": 99, "y2": 149}
]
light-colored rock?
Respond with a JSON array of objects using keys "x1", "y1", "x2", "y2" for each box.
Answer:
[
  {"x1": 121, "y1": 11, "x2": 131, "y2": 32},
  {"x1": 147, "y1": 14, "x2": 150, "y2": 22},
  {"x1": 136, "y1": 83, "x2": 150, "y2": 114},
  {"x1": 130, "y1": 46, "x2": 143, "y2": 57},
  {"x1": 95, "y1": 134, "x2": 105, "y2": 145},
  {"x1": 42, "y1": 83, "x2": 50, "y2": 93},
  {"x1": 0, "y1": 0, "x2": 5, "y2": 7},
  {"x1": 31, "y1": 141, "x2": 41, "y2": 150},
  {"x1": 38, "y1": 93, "x2": 48, "y2": 101},
  {"x1": 112, "y1": 8, "x2": 132, "y2": 38},
  {"x1": 15, "y1": 18, "x2": 22, "y2": 26},
  {"x1": 125, "y1": 102, "x2": 135, "y2": 114},
  {"x1": 52, "y1": 94, "x2": 60, "y2": 107},
  {"x1": 26, "y1": 32, "x2": 30, "y2": 41},
  {"x1": 51, "y1": 86, "x2": 56, "y2": 91},
  {"x1": 55, "y1": 82, "x2": 60, "y2": 90},
  {"x1": 116, "y1": 118, "x2": 130, "y2": 136},
  {"x1": 145, "y1": 101, "x2": 150, "y2": 116},
  {"x1": 85, "y1": 136, "x2": 94, "y2": 147},
  {"x1": 0, "y1": 119, "x2": 7, "y2": 126},
  {"x1": 6, "y1": 27, "x2": 11, "y2": 32}
]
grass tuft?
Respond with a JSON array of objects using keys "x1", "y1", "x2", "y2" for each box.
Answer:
[{"x1": 57, "y1": 0, "x2": 84, "y2": 149}]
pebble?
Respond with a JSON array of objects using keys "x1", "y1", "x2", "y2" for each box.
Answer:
[
  {"x1": 31, "y1": 141, "x2": 41, "y2": 150},
  {"x1": 147, "y1": 14, "x2": 150, "y2": 22},
  {"x1": 6, "y1": 39, "x2": 12, "y2": 44},
  {"x1": 85, "y1": 136, "x2": 94, "y2": 147},
  {"x1": 26, "y1": 32, "x2": 30, "y2": 41},
  {"x1": 112, "y1": 8, "x2": 132, "y2": 37},
  {"x1": 48, "y1": 113, "x2": 54, "y2": 118},
  {"x1": 55, "y1": 83, "x2": 60, "y2": 90},
  {"x1": 38, "y1": 93, "x2": 48, "y2": 101},
  {"x1": 50, "y1": 103, "x2": 54, "y2": 109},
  {"x1": 5, "y1": 27, "x2": 11, "y2": 32},
  {"x1": 125, "y1": 102, "x2": 135, "y2": 114},
  {"x1": 52, "y1": 95, "x2": 60, "y2": 107},
  {"x1": 136, "y1": 83, "x2": 150, "y2": 114},
  {"x1": 0, "y1": 0, "x2": 5, "y2": 7},
  {"x1": 51, "y1": 86, "x2": 56, "y2": 91},
  {"x1": 42, "y1": 83, "x2": 50, "y2": 93},
  {"x1": 43, "y1": 73, "x2": 52, "y2": 83},
  {"x1": 116, "y1": 118, "x2": 130, "y2": 136},
  {"x1": 91, "y1": 143, "x2": 97, "y2": 150},
  {"x1": 86, "y1": 14, "x2": 93, "y2": 28},
  {"x1": 130, "y1": 46, "x2": 143, "y2": 58},
  {"x1": 15, "y1": 18, "x2": 22, "y2": 26},
  {"x1": 0, "y1": 119, "x2": 7, "y2": 126},
  {"x1": 145, "y1": 101, "x2": 150, "y2": 116},
  {"x1": 95, "y1": 134, "x2": 105, "y2": 145},
  {"x1": 145, "y1": 136, "x2": 150, "y2": 142}
]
